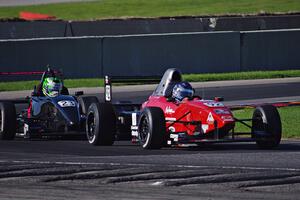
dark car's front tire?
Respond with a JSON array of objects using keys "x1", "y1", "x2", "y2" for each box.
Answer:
[
  {"x1": 86, "y1": 103, "x2": 116, "y2": 146},
  {"x1": 0, "y1": 102, "x2": 16, "y2": 140}
]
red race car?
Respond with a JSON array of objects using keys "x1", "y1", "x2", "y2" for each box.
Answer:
[{"x1": 86, "y1": 68, "x2": 282, "y2": 149}]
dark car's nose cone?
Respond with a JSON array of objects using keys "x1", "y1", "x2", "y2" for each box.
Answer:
[{"x1": 52, "y1": 95, "x2": 81, "y2": 126}]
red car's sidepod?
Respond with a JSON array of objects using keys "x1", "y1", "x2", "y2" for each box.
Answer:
[{"x1": 143, "y1": 96, "x2": 235, "y2": 137}]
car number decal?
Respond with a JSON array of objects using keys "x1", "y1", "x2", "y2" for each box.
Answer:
[{"x1": 58, "y1": 100, "x2": 76, "y2": 107}]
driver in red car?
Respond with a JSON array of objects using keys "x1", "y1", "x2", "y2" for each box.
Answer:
[{"x1": 172, "y1": 81, "x2": 194, "y2": 101}]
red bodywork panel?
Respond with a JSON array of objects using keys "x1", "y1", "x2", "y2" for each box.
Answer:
[{"x1": 142, "y1": 96, "x2": 235, "y2": 135}]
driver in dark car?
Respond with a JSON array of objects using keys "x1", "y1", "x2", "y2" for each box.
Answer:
[{"x1": 35, "y1": 67, "x2": 68, "y2": 97}]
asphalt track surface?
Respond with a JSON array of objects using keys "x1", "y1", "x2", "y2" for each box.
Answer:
[{"x1": 0, "y1": 79, "x2": 300, "y2": 199}]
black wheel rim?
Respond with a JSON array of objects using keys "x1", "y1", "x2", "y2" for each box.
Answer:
[
  {"x1": 87, "y1": 112, "x2": 96, "y2": 143},
  {"x1": 139, "y1": 116, "x2": 149, "y2": 145}
]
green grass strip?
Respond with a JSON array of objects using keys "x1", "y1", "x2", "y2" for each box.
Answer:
[
  {"x1": 1, "y1": 70, "x2": 300, "y2": 92},
  {"x1": 0, "y1": 0, "x2": 300, "y2": 20}
]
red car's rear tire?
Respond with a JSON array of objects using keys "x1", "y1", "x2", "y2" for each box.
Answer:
[
  {"x1": 86, "y1": 103, "x2": 116, "y2": 146},
  {"x1": 138, "y1": 107, "x2": 166, "y2": 149}
]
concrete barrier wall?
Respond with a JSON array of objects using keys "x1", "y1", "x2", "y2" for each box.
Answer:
[
  {"x1": 0, "y1": 37, "x2": 102, "y2": 80},
  {"x1": 0, "y1": 21, "x2": 68, "y2": 39},
  {"x1": 1, "y1": 15, "x2": 300, "y2": 39},
  {"x1": 241, "y1": 29, "x2": 300, "y2": 71},
  {"x1": 0, "y1": 30, "x2": 300, "y2": 81},
  {"x1": 102, "y1": 32, "x2": 240, "y2": 76},
  {"x1": 68, "y1": 15, "x2": 300, "y2": 36},
  {"x1": 213, "y1": 15, "x2": 300, "y2": 31},
  {"x1": 69, "y1": 18, "x2": 207, "y2": 36}
]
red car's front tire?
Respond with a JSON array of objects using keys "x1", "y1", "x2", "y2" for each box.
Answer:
[
  {"x1": 138, "y1": 107, "x2": 166, "y2": 149},
  {"x1": 252, "y1": 105, "x2": 282, "y2": 149}
]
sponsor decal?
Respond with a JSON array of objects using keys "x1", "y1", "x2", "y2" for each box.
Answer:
[
  {"x1": 165, "y1": 117, "x2": 176, "y2": 121},
  {"x1": 132, "y1": 113, "x2": 137, "y2": 126},
  {"x1": 168, "y1": 126, "x2": 176, "y2": 132},
  {"x1": 105, "y1": 85, "x2": 111, "y2": 101},
  {"x1": 165, "y1": 106, "x2": 175, "y2": 114},
  {"x1": 58, "y1": 100, "x2": 76, "y2": 107},
  {"x1": 207, "y1": 112, "x2": 214, "y2": 123},
  {"x1": 202, "y1": 100, "x2": 224, "y2": 107},
  {"x1": 221, "y1": 115, "x2": 234, "y2": 121},
  {"x1": 170, "y1": 134, "x2": 178, "y2": 142},
  {"x1": 201, "y1": 124, "x2": 209, "y2": 133},
  {"x1": 214, "y1": 109, "x2": 230, "y2": 115},
  {"x1": 24, "y1": 124, "x2": 29, "y2": 134},
  {"x1": 193, "y1": 131, "x2": 201, "y2": 136}
]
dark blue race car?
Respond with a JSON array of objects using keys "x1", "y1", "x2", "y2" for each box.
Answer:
[{"x1": 0, "y1": 68, "x2": 99, "y2": 139}]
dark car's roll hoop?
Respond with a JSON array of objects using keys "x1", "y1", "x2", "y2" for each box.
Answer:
[
  {"x1": 152, "y1": 68, "x2": 182, "y2": 97},
  {"x1": 40, "y1": 66, "x2": 64, "y2": 84}
]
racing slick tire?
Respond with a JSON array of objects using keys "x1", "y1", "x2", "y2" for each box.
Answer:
[
  {"x1": 251, "y1": 105, "x2": 282, "y2": 149},
  {"x1": 78, "y1": 96, "x2": 99, "y2": 115},
  {"x1": 138, "y1": 107, "x2": 166, "y2": 149},
  {"x1": 0, "y1": 102, "x2": 16, "y2": 140},
  {"x1": 86, "y1": 103, "x2": 116, "y2": 146}
]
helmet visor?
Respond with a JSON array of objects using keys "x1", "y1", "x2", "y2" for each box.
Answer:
[{"x1": 180, "y1": 88, "x2": 194, "y2": 99}]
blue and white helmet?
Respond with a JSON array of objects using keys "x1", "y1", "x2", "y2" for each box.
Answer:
[{"x1": 172, "y1": 81, "x2": 194, "y2": 101}]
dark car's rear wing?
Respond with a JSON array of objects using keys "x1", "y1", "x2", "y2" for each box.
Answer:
[{"x1": 104, "y1": 75, "x2": 161, "y2": 103}]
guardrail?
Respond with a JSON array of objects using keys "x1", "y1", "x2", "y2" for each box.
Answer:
[{"x1": 0, "y1": 29, "x2": 299, "y2": 81}]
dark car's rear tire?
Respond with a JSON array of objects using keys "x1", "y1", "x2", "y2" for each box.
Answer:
[
  {"x1": 78, "y1": 96, "x2": 99, "y2": 115},
  {"x1": 0, "y1": 102, "x2": 16, "y2": 140},
  {"x1": 252, "y1": 105, "x2": 282, "y2": 149},
  {"x1": 138, "y1": 107, "x2": 166, "y2": 149},
  {"x1": 86, "y1": 103, "x2": 116, "y2": 145}
]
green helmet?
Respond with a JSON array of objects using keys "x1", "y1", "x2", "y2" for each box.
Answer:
[{"x1": 42, "y1": 77, "x2": 63, "y2": 97}]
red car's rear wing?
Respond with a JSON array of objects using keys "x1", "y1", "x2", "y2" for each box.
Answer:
[{"x1": 104, "y1": 75, "x2": 161, "y2": 103}]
